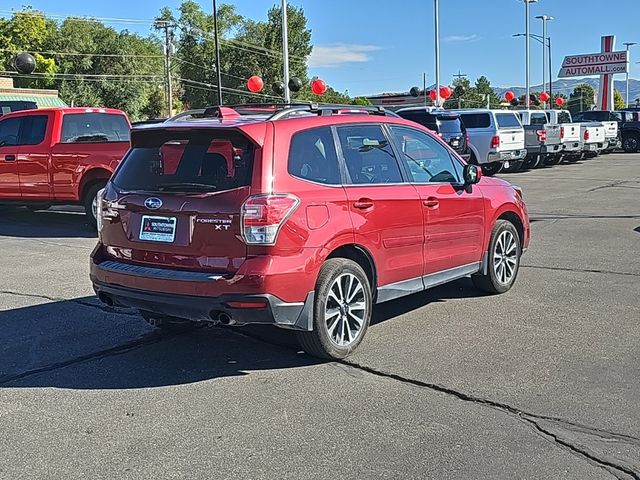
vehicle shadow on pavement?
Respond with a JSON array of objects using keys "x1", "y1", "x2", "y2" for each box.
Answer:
[
  {"x1": 0, "y1": 207, "x2": 95, "y2": 238},
  {"x1": 0, "y1": 281, "x2": 483, "y2": 390}
]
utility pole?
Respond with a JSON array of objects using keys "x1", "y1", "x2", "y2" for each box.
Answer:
[
  {"x1": 423, "y1": 72, "x2": 427, "y2": 106},
  {"x1": 536, "y1": 15, "x2": 553, "y2": 109},
  {"x1": 212, "y1": 0, "x2": 223, "y2": 105},
  {"x1": 623, "y1": 42, "x2": 636, "y2": 108},
  {"x1": 282, "y1": 0, "x2": 291, "y2": 103},
  {"x1": 524, "y1": 0, "x2": 538, "y2": 108},
  {"x1": 434, "y1": 0, "x2": 440, "y2": 107},
  {"x1": 154, "y1": 20, "x2": 175, "y2": 117}
]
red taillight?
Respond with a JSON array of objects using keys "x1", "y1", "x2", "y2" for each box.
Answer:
[
  {"x1": 560, "y1": 126, "x2": 564, "y2": 140},
  {"x1": 241, "y1": 194, "x2": 299, "y2": 245},
  {"x1": 490, "y1": 135, "x2": 500, "y2": 149},
  {"x1": 583, "y1": 129, "x2": 590, "y2": 141},
  {"x1": 536, "y1": 129, "x2": 546, "y2": 142}
]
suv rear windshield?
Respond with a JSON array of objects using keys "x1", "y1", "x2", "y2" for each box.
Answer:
[
  {"x1": 61, "y1": 112, "x2": 130, "y2": 143},
  {"x1": 111, "y1": 130, "x2": 254, "y2": 193},
  {"x1": 397, "y1": 112, "x2": 464, "y2": 135},
  {"x1": 495, "y1": 113, "x2": 521, "y2": 128}
]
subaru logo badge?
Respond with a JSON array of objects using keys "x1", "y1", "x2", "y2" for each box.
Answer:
[{"x1": 144, "y1": 197, "x2": 163, "y2": 210}]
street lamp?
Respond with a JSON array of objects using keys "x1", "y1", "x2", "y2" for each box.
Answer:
[
  {"x1": 623, "y1": 42, "x2": 636, "y2": 108},
  {"x1": 513, "y1": 33, "x2": 552, "y2": 101},
  {"x1": 536, "y1": 15, "x2": 553, "y2": 108},
  {"x1": 524, "y1": 0, "x2": 538, "y2": 108},
  {"x1": 434, "y1": 0, "x2": 440, "y2": 107}
]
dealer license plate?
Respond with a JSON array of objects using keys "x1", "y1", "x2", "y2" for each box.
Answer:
[{"x1": 139, "y1": 215, "x2": 177, "y2": 243}]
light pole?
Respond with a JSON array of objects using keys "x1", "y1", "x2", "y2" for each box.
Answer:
[
  {"x1": 282, "y1": 0, "x2": 291, "y2": 103},
  {"x1": 212, "y1": 0, "x2": 223, "y2": 105},
  {"x1": 514, "y1": 32, "x2": 552, "y2": 102},
  {"x1": 623, "y1": 42, "x2": 636, "y2": 108},
  {"x1": 524, "y1": 0, "x2": 537, "y2": 108},
  {"x1": 536, "y1": 15, "x2": 553, "y2": 108},
  {"x1": 434, "y1": 0, "x2": 440, "y2": 107}
]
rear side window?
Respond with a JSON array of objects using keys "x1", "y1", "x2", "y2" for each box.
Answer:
[
  {"x1": 288, "y1": 127, "x2": 340, "y2": 184},
  {"x1": 61, "y1": 113, "x2": 130, "y2": 143},
  {"x1": 557, "y1": 111, "x2": 572, "y2": 123},
  {"x1": 112, "y1": 130, "x2": 254, "y2": 193},
  {"x1": 336, "y1": 124, "x2": 403, "y2": 185},
  {"x1": 496, "y1": 113, "x2": 522, "y2": 128},
  {"x1": 459, "y1": 113, "x2": 491, "y2": 129},
  {"x1": 19, "y1": 115, "x2": 48, "y2": 145},
  {"x1": 0, "y1": 117, "x2": 21, "y2": 147}
]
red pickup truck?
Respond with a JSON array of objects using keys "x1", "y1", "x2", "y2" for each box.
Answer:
[{"x1": 0, "y1": 107, "x2": 130, "y2": 226}]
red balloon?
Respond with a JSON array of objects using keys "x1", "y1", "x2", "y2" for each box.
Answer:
[
  {"x1": 439, "y1": 86, "x2": 452, "y2": 100},
  {"x1": 505, "y1": 90, "x2": 515, "y2": 102},
  {"x1": 429, "y1": 89, "x2": 437, "y2": 101},
  {"x1": 555, "y1": 97, "x2": 565, "y2": 106},
  {"x1": 539, "y1": 91, "x2": 550, "y2": 102},
  {"x1": 311, "y1": 78, "x2": 327, "y2": 95},
  {"x1": 247, "y1": 75, "x2": 264, "y2": 93}
]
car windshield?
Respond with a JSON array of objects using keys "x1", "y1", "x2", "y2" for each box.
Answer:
[{"x1": 111, "y1": 130, "x2": 254, "y2": 193}]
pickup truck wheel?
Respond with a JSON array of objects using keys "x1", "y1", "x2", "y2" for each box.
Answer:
[
  {"x1": 481, "y1": 163, "x2": 501, "y2": 176},
  {"x1": 296, "y1": 258, "x2": 372, "y2": 360},
  {"x1": 622, "y1": 133, "x2": 639, "y2": 153},
  {"x1": 472, "y1": 220, "x2": 521, "y2": 295},
  {"x1": 84, "y1": 183, "x2": 105, "y2": 228}
]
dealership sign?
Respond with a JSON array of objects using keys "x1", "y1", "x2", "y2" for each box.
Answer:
[{"x1": 558, "y1": 50, "x2": 628, "y2": 78}]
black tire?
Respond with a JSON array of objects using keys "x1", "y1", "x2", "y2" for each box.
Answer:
[
  {"x1": 472, "y1": 220, "x2": 521, "y2": 295},
  {"x1": 622, "y1": 133, "x2": 639, "y2": 153},
  {"x1": 296, "y1": 258, "x2": 372, "y2": 359},
  {"x1": 481, "y1": 162, "x2": 502, "y2": 176},
  {"x1": 140, "y1": 310, "x2": 195, "y2": 332},
  {"x1": 83, "y1": 183, "x2": 106, "y2": 228}
]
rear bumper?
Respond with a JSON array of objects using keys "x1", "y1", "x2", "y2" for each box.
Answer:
[
  {"x1": 542, "y1": 143, "x2": 562, "y2": 154},
  {"x1": 488, "y1": 149, "x2": 527, "y2": 163},
  {"x1": 583, "y1": 142, "x2": 602, "y2": 152},
  {"x1": 561, "y1": 141, "x2": 583, "y2": 153},
  {"x1": 93, "y1": 280, "x2": 314, "y2": 330}
]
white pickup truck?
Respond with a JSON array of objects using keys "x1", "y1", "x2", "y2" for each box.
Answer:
[
  {"x1": 573, "y1": 110, "x2": 621, "y2": 153},
  {"x1": 546, "y1": 109, "x2": 582, "y2": 161},
  {"x1": 452, "y1": 109, "x2": 526, "y2": 176}
]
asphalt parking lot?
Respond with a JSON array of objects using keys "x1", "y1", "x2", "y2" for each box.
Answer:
[{"x1": 1, "y1": 153, "x2": 639, "y2": 479}]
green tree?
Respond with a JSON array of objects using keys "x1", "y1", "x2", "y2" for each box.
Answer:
[
  {"x1": 474, "y1": 75, "x2": 501, "y2": 107},
  {"x1": 568, "y1": 83, "x2": 595, "y2": 114},
  {"x1": 613, "y1": 89, "x2": 625, "y2": 110}
]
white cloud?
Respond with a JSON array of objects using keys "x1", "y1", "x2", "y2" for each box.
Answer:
[
  {"x1": 308, "y1": 44, "x2": 381, "y2": 68},
  {"x1": 443, "y1": 34, "x2": 481, "y2": 43}
]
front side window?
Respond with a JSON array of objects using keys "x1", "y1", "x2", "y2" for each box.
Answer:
[
  {"x1": 336, "y1": 124, "x2": 403, "y2": 185},
  {"x1": 112, "y1": 130, "x2": 254, "y2": 193},
  {"x1": 390, "y1": 126, "x2": 461, "y2": 184},
  {"x1": 0, "y1": 117, "x2": 21, "y2": 147},
  {"x1": 61, "y1": 113, "x2": 130, "y2": 143},
  {"x1": 288, "y1": 127, "x2": 340, "y2": 185}
]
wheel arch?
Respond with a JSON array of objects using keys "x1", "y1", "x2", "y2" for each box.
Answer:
[
  {"x1": 326, "y1": 244, "x2": 377, "y2": 299},
  {"x1": 78, "y1": 167, "x2": 112, "y2": 202},
  {"x1": 496, "y1": 210, "x2": 525, "y2": 249}
]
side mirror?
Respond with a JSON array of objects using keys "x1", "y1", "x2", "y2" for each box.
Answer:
[{"x1": 463, "y1": 164, "x2": 482, "y2": 186}]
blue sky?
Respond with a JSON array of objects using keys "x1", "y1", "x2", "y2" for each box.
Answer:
[{"x1": 2, "y1": 0, "x2": 639, "y2": 96}]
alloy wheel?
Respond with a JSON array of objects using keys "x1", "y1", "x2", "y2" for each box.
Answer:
[
  {"x1": 324, "y1": 273, "x2": 367, "y2": 347},
  {"x1": 493, "y1": 230, "x2": 518, "y2": 285}
]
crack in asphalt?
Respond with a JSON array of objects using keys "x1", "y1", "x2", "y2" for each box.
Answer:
[
  {"x1": 337, "y1": 358, "x2": 640, "y2": 480},
  {"x1": 588, "y1": 180, "x2": 640, "y2": 192},
  {"x1": 521, "y1": 264, "x2": 640, "y2": 278},
  {"x1": 0, "y1": 289, "x2": 139, "y2": 316}
]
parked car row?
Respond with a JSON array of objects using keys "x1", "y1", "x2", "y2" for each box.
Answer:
[{"x1": 396, "y1": 106, "x2": 629, "y2": 176}]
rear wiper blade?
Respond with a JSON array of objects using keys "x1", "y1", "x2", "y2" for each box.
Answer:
[{"x1": 156, "y1": 182, "x2": 217, "y2": 192}]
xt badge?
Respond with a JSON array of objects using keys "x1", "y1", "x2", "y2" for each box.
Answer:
[{"x1": 196, "y1": 217, "x2": 232, "y2": 231}]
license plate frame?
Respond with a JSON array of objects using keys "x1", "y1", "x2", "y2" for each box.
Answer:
[{"x1": 139, "y1": 215, "x2": 177, "y2": 243}]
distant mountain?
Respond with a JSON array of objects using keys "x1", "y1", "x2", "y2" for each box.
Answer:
[{"x1": 493, "y1": 78, "x2": 640, "y2": 104}]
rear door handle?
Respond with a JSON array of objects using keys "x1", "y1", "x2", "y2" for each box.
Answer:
[
  {"x1": 353, "y1": 198, "x2": 374, "y2": 210},
  {"x1": 423, "y1": 197, "x2": 439, "y2": 208},
  {"x1": 5, "y1": 155, "x2": 15, "y2": 162}
]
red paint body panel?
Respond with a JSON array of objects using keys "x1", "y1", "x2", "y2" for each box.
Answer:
[
  {"x1": 91, "y1": 111, "x2": 531, "y2": 318},
  {"x1": 0, "y1": 107, "x2": 130, "y2": 203}
]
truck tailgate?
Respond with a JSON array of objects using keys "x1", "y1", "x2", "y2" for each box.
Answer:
[
  {"x1": 560, "y1": 123, "x2": 581, "y2": 143},
  {"x1": 601, "y1": 121, "x2": 618, "y2": 139},
  {"x1": 497, "y1": 129, "x2": 525, "y2": 151}
]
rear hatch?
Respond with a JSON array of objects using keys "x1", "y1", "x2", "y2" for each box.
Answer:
[
  {"x1": 494, "y1": 112, "x2": 525, "y2": 151},
  {"x1": 101, "y1": 127, "x2": 259, "y2": 274},
  {"x1": 434, "y1": 114, "x2": 467, "y2": 154}
]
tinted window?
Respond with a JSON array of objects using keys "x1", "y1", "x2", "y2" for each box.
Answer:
[
  {"x1": 496, "y1": 113, "x2": 522, "y2": 128},
  {"x1": 19, "y1": 115, "x2": 48, "y2": 145},
  {"x1": 436, "y1": 116, "x2": 464, "y2": 134},
  {"x1": 288, "y1": 127, "x2": 340, "y2": 185},
  {"x1": 0, "y1": 117, "x2": 21, "y2": 147},
  {"x1": 61, "y1": 113, "x2": 130, "y2": 143},
  {"x1": 397, "y1": 111, "x2": 437, "y2": 130},
  {"x1": 336, "y1": 124, "x2": 403, "y2": 185},
  {"x1": 459, "y1": 113, "x2": 491, "y2": 129},
  {"x1": 390, "y1": 126, "x2": 461, "y2": 184},
  {"x1": 557, "y1": 111, "x2": 572, "y2": 123},
  {"x1": 530, "y1": 113, "x2": 547, "y2": 125},
  {"x1": 112, "y1": 130, "x2": 254, "y2": 193}
]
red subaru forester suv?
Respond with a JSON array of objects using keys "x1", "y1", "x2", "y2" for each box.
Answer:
[{"x1": 90, "y1": 104, "x2": 530, "y2": 359}]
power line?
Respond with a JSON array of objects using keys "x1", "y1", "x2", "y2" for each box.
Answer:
[
  {"x1": 0, "y1": 48, "x2": 163, "y2": 59},
  {"x1": 0, "y1": 71, "x2": 161, "y2": 79}
]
